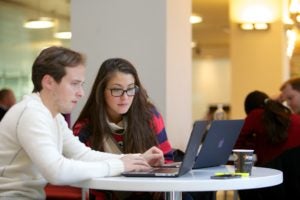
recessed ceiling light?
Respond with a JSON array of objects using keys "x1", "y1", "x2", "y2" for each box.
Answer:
[
  {"x1": 54, "y1": 31, "x2": 72, "y2": 39},
  {"x1": 24, "y1": 17, "x2": 54, "y2": 29},
  {"x1": 190, "y1": 15, "x2": 203, "y2": 24},
  {"x1": 191, "y1": 41, "x2": 197, "y2": 48}
]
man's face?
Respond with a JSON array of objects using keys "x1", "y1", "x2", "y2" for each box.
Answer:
[
  {"x1": 281, "y1": 83, "x2": 300, "y2": 114},
  {"x1": 52, "y1": 64, "x2": 85, "y2": 115}
]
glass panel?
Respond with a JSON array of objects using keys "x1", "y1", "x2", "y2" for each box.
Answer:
[{"x1": 0, "y1": 0, "x2": 70, "y2": 101}]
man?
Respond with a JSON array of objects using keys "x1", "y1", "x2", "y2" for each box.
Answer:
[
  {"x1": 280, "y1": 77, "x2": 300, "y2": 114},
  {"x1": 0, "y1": 46, "x2": 163, "y2": 199},
  {"x1": 0, "y1": 88, "x2": 16, "y2": 121}
]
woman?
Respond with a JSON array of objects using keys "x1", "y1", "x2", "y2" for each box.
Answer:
[
  {"x1": 235, "y1": 90, "x2": 300, "y2": 166},
  {"x1": 73, "y1": 58, "x2": 173, "y2": 199}
]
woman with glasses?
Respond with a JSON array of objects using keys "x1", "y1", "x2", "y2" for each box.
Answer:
[{"x1": 73, "y1": 58, "x2": 173, "y2": 200}]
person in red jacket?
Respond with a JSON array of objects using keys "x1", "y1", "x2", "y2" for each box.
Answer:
[
  {"x1": 73, "y1": 58, "x2": 173, "y2": 200},
  {"x1": 235, "y1": 90, "x2": 300, "y2": 166}
]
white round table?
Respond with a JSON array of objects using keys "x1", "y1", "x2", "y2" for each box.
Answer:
[{"x1": 72, "y1": 165, "x2": 283, "y2": 200}]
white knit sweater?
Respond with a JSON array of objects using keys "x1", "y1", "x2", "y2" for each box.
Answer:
[{"x1": 0, "y1": 93, "x2": 124, "y2": 199}]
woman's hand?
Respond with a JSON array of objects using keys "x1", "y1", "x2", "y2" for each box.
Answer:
[{"x1": 141, "y1": 146, "x2": 164, "y2": 166}]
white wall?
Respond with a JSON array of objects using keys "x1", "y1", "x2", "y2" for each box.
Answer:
[
  {"x1": 192, "y1": 57, "x2": 231, "y2": 121},
  {"x1": 70, "y1": 0, "x2": 167, "y2": 123}
]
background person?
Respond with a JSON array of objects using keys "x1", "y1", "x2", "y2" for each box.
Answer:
[
  {"x1": 0, "y1": 88, "x2": 16, "y2": 121},
  {"x1": 279, "y1": 77, "x2": 300, "y2": 114},
  {"x1": 0, "y1": 46, "x2": 163, "y2": 199},
  {"x1": 235, "y1": 90, "x2": 300, "y2": 165}
]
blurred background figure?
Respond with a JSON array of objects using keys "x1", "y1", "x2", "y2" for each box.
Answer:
[
  {"x1": 279, "y1": 77, "x2": 300, "y2": 114},
  {"x1": 236, "y1": 90, "x2": 300, "y2": 200},
  {"x1": 235, "y1": 90, "x2": 300, "y2": 165},
  {"x1": 203, "y1": 104, "x2": 230, "y2": 122},
  {"x1": 0, "y1": 88, "x2": 16, "y2": 121}
]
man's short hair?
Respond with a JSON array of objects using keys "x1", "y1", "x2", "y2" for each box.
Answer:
[
  {"x1": 280, "y1": 77, "x2": 300, "y2": 92},
  {"x1": 0, "y1": 89, "x2": 12, "y2": 101},
  {"x1": 31, "y1": 46, "x2": 85, "y2": 92}
]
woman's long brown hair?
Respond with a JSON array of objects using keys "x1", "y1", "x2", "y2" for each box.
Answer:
[
  {"x1": 74, "y1": 58, "x2": 158, "y2": 153},
  {"x1": 244, "y1": 90, "x2": 291, "y2": 144}
]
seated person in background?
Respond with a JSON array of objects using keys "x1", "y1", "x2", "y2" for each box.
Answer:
[
  {"x1": 0, "y1": 88, "x2": 16, "y2": 121},
  {"x1": 235, "y1": 90, "x2": 300, "y2": 166},
  {"x1": 279, "y1": 77, "x2": 300, "y2": 114},
  {"x1": 73, "y1": 58, "x2": 173, "y2": 200},
  {"x1": 0, "y1": 46, "x2": 164, "y2": 199}
]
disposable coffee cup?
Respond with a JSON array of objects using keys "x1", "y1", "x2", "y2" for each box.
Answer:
[{"x1": 232, "y1": 149, "x2": 254, "y2": 175}]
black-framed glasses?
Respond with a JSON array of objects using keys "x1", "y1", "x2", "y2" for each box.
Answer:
[{"x1": 107, "y1": 86, "x2": 139, "y2": 97}]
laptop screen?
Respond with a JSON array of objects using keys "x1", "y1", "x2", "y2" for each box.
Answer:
[{"x1": 193, "y1": 119, "x2": 244, "y2": 169}]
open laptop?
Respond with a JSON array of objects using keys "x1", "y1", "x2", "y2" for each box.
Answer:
[
  {"x1": 122, "y1": 120, "x2": 209, "y2": 177},
  {"x1": 193, "y1": 119, "x2": 244, "y2": 169}
]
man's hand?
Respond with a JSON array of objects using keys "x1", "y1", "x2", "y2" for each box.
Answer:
[
  {"x1": 120, "y1": 146, "x2": 164, "y2": 172},
  {"x1": 141, "y1": 146, "x2": 164, "y2": 167},
  {"x1": 121, "y1": 154, "x2": 152, "y2": 172}
]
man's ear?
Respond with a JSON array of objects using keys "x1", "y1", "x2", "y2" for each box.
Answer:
[{"x1": 41, "y1": 74, "x2": 55, "y2": 90}]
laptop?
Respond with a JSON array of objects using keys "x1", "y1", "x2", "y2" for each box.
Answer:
[
  {"x1": 122, "y1": 120, "x2": 209, "y2": 177},
  {"x1": 193, "y1": 119, "x2": 244, "y2": 169}
]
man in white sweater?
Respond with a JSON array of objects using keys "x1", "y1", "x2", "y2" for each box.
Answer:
[{"x1": 0, "y1": 46, "x2": 164, "y2": 199}]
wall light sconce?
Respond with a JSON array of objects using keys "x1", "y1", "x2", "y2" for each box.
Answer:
[
  {"x1": 24, "y1": 17, "x2": 54, "y2": 29},
  {"x1": 239, "y1": 23, "x2": 270, "y2": 31}
]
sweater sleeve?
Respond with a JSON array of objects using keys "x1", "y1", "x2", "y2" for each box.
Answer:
[
  {"x1": 152, "y1": 110, "x2": 174, "y2": 163},
  {"x1": 16, "y1": 107, "x2": 124, "y2": 185},
  {"x1": 72, "y1": 119, "x2": 92, "y2": 147},
  {"x1": 234, "y1": 109, "x2": 263, "y2": 150}
]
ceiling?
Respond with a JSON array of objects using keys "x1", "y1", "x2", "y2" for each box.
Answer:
[
  {"x1": 2, "y1": 0, "x2": 300, "y2": 60},
  {"x1": 1, "y1": 0, "x2": 230, "y2": 58},
  {"x1": 1, "y1": 0, "x2": 70, "y2": 20}
]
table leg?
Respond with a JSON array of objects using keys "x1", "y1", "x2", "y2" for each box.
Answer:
[
  {"x1": 166, "y1": 191, "x2": 182, "y2": 200},
  {"x1": 81, "y1": 188, "x2": 88, "y2": 200},
  {"x1": 224, "y1": 191, "x2": 227, "y2": 200},
  {"x1": 233, "y1": 190, "x2": 239, "y2": 200}
]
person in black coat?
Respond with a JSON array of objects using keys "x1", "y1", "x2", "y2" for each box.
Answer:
[{"x1": 0, "y1": 88, "x2": 16, "y2": 121}]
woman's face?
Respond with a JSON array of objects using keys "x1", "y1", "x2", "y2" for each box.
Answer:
[{"x1": 104, "y1": 71, "x2": 136, "y2": 123}]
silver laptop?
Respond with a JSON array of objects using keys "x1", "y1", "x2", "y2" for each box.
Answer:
[
  {"x1": 122, "y1": 120, "x2": 209, "y2": 177},
  {"x1": 193, "y1": 119, "x2": 244, "y2": 169}
]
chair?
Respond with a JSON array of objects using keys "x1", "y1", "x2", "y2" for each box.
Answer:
[
  {"x1": 238, "y1": 146, "x2": 300, "y2": 200},
  {"x1": 45, "y1": 184, "x2": 83, "y2": 200}
]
